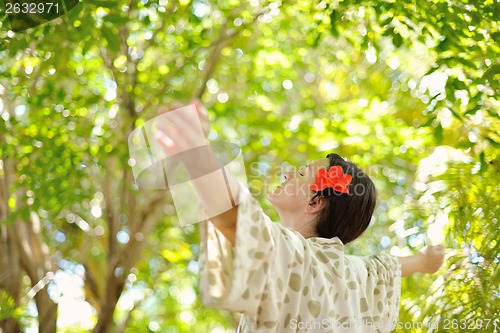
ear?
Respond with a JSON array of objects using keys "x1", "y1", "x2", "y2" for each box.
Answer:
[{"x1": 305, "y1": 195, "x2": 325, "y2": 214}]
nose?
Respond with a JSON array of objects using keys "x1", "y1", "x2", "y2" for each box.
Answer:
[{"x1": 283, "y1": 170, "x2": 294, "y2": 181}]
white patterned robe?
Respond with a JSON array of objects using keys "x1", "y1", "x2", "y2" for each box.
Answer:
[{"x1": 199, "y1": 192, "x2": 402, "y2": 333}]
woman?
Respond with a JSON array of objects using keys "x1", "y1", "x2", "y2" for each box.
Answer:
[{"x1": 155, "y1": 101, "x2": 445, "y2": 332}]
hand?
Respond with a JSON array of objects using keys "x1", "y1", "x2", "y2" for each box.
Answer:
[
  {"x1": 192, "y1": 99, "x2": 210, "y2": 138},
  {"x1": 419, "y1": 244, "x2": 445, "y2": 274},
  {"x1": 155, "y1": 99, "x2": 210, "y2": 156}
]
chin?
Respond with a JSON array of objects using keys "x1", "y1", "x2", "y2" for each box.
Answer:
[
  {"x1": 267, "y1": 191, "x2": 279, "y2": 203},
  {"x1": 267, "y1": 192, "x2": 285, "y2": 204},
  {"x1": 266, "y1": 193, "x2": 281, "y2": 210}
]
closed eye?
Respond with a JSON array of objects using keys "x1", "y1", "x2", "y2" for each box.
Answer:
[{"x1": 299, "y1": 164, "x2": 309, "y2": 177}]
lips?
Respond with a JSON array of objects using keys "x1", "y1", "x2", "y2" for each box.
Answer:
[{"x1": 274, "y1": 182, "x2": 286, "y2": 192}]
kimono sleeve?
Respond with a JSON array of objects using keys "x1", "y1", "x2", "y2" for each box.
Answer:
[
  {"x1": 199, "y1": 189, "x2": 275, "y2": 317},
  {"x1": 361, "y1": 253, "x2": 402, "y2": 330}
]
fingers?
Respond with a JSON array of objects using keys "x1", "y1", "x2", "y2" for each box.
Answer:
[
  {"x1": 154, "y1": 103, "x2": 207, "y2": 155},
  {"x1": 420, "y1": 244, "x2": 445, "y2": 274},
  {"x1": 157, "y1": 102, "x2": 202, "y2": 130},
  {"x1": 426, "y1": 244, "x2": 444, "y2": 252},
  {"x1": 432, "y1": 244, "x2": 445, "y2": 253},
  {"x1": 155, "y1": 121, "x2": 197, "y2": 154},
  {"x1": 190, "y1": 98, "x2": 210, "y2": 137},
  {"x1": 421, "y1": 244, "x2": 445, "y2": 262},
  {"x1": 155, "y1": 131, "x2": 176, "y2": 154},
  {"x1": 430, "y1": 245, "x2": 445, "y2": 264},
  {"x1": 191, "y1": 98, "x2": 208, "y2": 118}
]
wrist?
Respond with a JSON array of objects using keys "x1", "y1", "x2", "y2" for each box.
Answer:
[
  {"x1": 415, "y1": 252, "x2": 426, "y2": 273},
  {"x1": 174, "y1": 145, "x2": 219, "y2": 177}
]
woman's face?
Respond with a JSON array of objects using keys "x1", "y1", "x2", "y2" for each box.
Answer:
[{"x1": 267, "y1": 158, "x2": 330, "y2": 219}]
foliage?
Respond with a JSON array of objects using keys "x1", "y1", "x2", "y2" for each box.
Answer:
[
  {"x1": 0, "y1": 0, "x2": 498, "y2": 332},
  {"x1": 0, "y1": 290, "x2": 19, "y2": 321},
  {"x1": 324, "y1": 0, "x2": 499, "y2": 125}
]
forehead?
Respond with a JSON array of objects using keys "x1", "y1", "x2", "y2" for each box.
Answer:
[
  {"x1": 301, "y1": 158, "x2": 330, "y2": 173},
  {"x1": 309, "y1": 158, "x2": 330, "y2": 169}
]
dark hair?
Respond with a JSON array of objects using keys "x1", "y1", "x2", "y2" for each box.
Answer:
[{"x1": 313, "y1": 153, "x2": 376, "y2": 244}]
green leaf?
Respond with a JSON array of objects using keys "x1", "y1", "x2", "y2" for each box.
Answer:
[
  {"x1": 105, "y1": 13, "x2": 128, "y2": 26},
  {"x1": 0, "y1": 290, "x2": 17, "y2": 321},
  {"x1": 454, "y1": 57, "x2": 477, "y2": 70},
  {"x1": 423, "y1": 66, "x2": 439, "y2": 77},
  {"x1": 436, "y1": 37, "x2": 451, "y2": 52},
  {"x1": 101, "y1": 25, "x2": 120, "y2": 52},
  {"x1": 92, "y1": 0, "x2": 119, "y2": 8},
  {"x1": 380, "y1": 16, "x2": 393, "y2": 26},
  {"x1": 479, "y1": 151, "x2": 488, "y2": 173},
  {"x1": 422, "y1": 115, "x2": 436, "y2": 127},
  {"x1": 392, "y1": 33, "x2": 403, "y2": 48},
  {"x1": 452, "y1": 77, "x2": 467, "y2": 90},
  {"x1": 486, "y1": 136, "x2": 500, "y2": 148},
  {"x1": 483, "y1": 64, "x2": 500, "y2": 81},
  {"x1": 464, "y1": 104, "x2": 481, "y2": 116},
  {"x1": 383, "y1": 27, "x2": 394, "y2": 37},
  {"x1": 329, "y1": 9, "x2": 339, "y2": 37},
  {"x1": 434, "y1": 123, "x2": 443, "y2": 144},
  {"x1": 449, "y1": 108, "x2": 462, "y2": 121},
  {"x1": 313, "y1": 32, "x2": 322, "y2": 48}
]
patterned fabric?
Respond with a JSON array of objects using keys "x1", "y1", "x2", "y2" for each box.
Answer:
[{"x1": 199, "y1": 192, "x2": 402, "y2": 333}]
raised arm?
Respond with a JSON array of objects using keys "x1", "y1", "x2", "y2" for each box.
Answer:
[
  {"x1": 400, "y1": 244, "x2": 445, "y2": 277},
  {"x1": 155, "y1": 100, "x2": 238, "y2": 244}
]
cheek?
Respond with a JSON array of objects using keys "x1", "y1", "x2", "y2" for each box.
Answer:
[{"x1": 284, "y1": 182, "x2": 311, "y2": 202}]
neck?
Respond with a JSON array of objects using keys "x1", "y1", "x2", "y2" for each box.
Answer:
[{"x1": 278, "y1": 209, "x2": 319, "y2": 239}]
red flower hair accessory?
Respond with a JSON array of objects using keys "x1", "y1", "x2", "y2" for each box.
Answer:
[{"x1": 309, "y1": 166, "x2": 352, "y2": 194}]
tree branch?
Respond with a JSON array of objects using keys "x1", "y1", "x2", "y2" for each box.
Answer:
[
  {"x1": 143, "y1": 6, "x2": 271, "y2": 112},
  {"x1": 195, "y1": 24, "x2": 228, "y2": 99},
  {"x1": 122, "y1": 193, "x2": 166, "y2": 273},
  {"x1": 195, "y1": 6, "x2": 272, "y2": 99},
  {"x1": 103, "y1": 158, "x2": 120, "y2": 273},
  {"x1": 82, "y1": 263, "x2": 102, "y2": 311}
]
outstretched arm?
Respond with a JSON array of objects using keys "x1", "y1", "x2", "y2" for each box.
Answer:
[{"x1": 400, "y1": 244, "x2": 445, "y2": 277}]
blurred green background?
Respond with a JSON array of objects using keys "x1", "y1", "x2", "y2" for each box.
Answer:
[{"x1": 0, "y1": 0, "x2": 499, "y2": 332}]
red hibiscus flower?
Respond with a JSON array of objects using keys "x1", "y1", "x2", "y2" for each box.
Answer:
[{"x1": 309, "y1": 166, "x2": 352, "y2": 194}]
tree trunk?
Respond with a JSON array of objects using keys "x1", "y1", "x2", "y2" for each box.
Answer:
[
  {"x1": 34, "y1": 290, "x2": 58, "y2": 333},
  {"x1": 91, "y1": 276, "x2": 125, "y2": 333},
  {"x1": 15, "y1": 212, "x2": 58, "y2": 333},
  {"x1": 0, "y1": 225, "x2": 22, "y2": 333}
]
